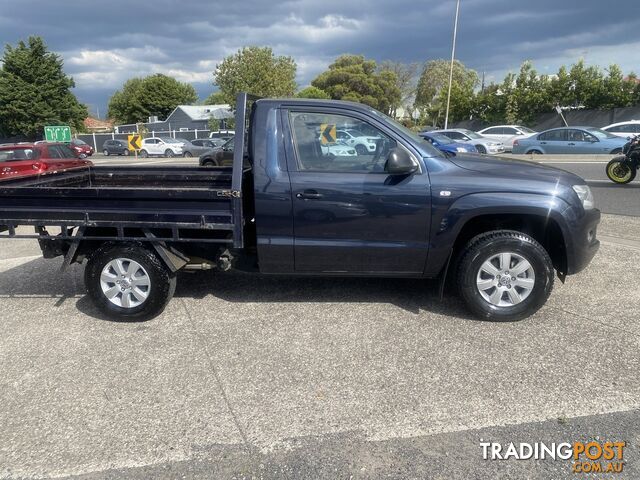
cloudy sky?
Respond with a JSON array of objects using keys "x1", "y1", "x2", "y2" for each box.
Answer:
[{"x1": 0, "y1": 0, "x2": 638, "y2": 117}]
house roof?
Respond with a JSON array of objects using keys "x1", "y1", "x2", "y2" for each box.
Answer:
[{"x1": 173, "y1": 104, "x2": 233, "y2": 121}]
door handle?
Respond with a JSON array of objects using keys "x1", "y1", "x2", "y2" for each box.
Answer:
[
  {"x1": 296, "y1": 190, "x2": 323, "y2": 200},
  {"x1": 540, "y1": 142, "x2": 547, "y2": 145},
  {"x1": 567, "y1": 142, "x2": 575, "y2": 146}
]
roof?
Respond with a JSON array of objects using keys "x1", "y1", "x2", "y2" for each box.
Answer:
[{"x1": 173, "y1": 104, "x2": 233, "y2": 121}]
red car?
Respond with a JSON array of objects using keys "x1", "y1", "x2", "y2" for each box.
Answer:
[
  {"x1": 69, "y1": 138, "x2": 94, "y2": 158},
  {"x1": 0, "y1": 142, "x2": 93, "y2": 181}
]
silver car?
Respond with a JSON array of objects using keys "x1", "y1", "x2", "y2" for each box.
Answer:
[
  {"x1": 477, "y1": 125, "x2": 537, "y2": 152},
  {"x1": 433, "y1": 129, "x2": 505, "y2": 155}
]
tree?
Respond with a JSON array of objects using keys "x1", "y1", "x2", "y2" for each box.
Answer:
[
  {"x1": 107, "y1": 74, "x2": 197, "y2": 124},
  {"x1": 379, "y1": 61, "x2": 419, "y2": 116},
  {"x1": 414, "y1": 59, "x2": 478, "y2": 125},
  {"x1": 204, "y1": 91, "x2": 226, "y2": 104},
  {"x1": 0, "y1": 36, "x2": 88, "y2": 139},
  {"x1": 600, "y1": 65, "x2": 635, "y2": 109},
  {"x1": 311, "y1": 55, "x2": 401, "y2": 114},
  {"x1": 508, "y1": 61, "x2": 550, "y2": 125},
  {"x1": 296, "y1": 86, "x2": 330, "y2": 99},
  {"x1": 214, "y1": 46, "x2": 297, "y2": 106}
]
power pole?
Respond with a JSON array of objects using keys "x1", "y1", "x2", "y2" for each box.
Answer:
[{"x1": 444, "y1": 0, "x2": 461, "y2": 129}]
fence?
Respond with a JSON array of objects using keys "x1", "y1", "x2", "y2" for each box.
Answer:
[
  {"x1": 76, "y1": 129, "x2": 214, "y2": 152},
  {"x1": 452, "y1": 105, "x2": 640, "y2": 131}
]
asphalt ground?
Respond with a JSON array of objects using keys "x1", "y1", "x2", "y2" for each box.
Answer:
[{"x1": 1, "y1": 213, "x2": 639, "y2": 479}]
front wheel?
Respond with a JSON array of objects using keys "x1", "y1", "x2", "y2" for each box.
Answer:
[
  {"x1": 165, "y1": 149, "x2": 175, "y2": 158},
  {"x1": 139, "y1": 149, "x2": 148, "y2": 158},
  {"x1": 183, "y1": 151, "x2": 193, "y2": 158},
  {"x1": 355, "y1": 144, "x2": 368, "y2": 155},
  {"x1": 475, "y1": 145, "x2": 487, "y2": 154},
  {"x1": 103, "y1": 149, "x2": 109, "y2": 156},
  {"x1": 84, "y1": 243, "x2": 176, "y2": 321},
  {"x1": 456, "y1": 230, "x2": 554, "y2": 321},
  {"x1": 606, "y1": 157, "x2": 636, "y2": 184}
]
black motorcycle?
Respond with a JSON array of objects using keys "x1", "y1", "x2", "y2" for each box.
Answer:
[{"x1": 606, "y1": 134, "x2": 640, "y2": 184}]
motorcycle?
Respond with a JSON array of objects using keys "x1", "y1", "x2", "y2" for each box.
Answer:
[{"x1": 606, "y1": 134, "x2": 640, "y2": 184}]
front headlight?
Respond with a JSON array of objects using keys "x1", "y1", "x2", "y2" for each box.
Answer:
[
  {"x1": 456, "y1": 147, "x2": 468, "y2": 152},
  {"x1": 572, "y1": 185, "x2": 595, "y2": 210}
]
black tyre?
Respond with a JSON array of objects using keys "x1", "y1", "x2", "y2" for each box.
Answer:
[
  {"x1": 606, "y1": 157, "x2": 636, "y2": 184},
  {"x1": 103, "y1": 149, "x2": 109, "y2": 156},
  {"x1": 528, "y1": 149, "x2": 543, "y2": 155},
  {"x1": 84, "y1": 243, "x2": 176, "y2": 322},
  {"x1": 183, "y1": 151, "x2": 193, "y2": 158},
  {"x1": 456, "y1": 230, "x2": 554, "y2": 321},
  {"x1": 123, "y1": 149, "x2": 130, "y2": 156},
  {"x1": 202, "y1": 159, "x2": 218, "y2": 167},
  {"x1": 139, "y1": 149, "x2": 148, "y2": 158},
  {"x1": 165, "y1": 149, "x2": 175, "y2": 158},
  {"x1": 355, "y1": 144, "x2": 368, "y2": 155},
  {"x1": 475, "y1": 144, "x2": 487, "y2": 154}
]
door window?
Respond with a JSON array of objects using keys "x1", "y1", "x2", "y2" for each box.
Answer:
[
  {"x1": 503, "y1": 127, "x2": 518, "y2": 135},
  {"x1": 289, "y1": 111, "x2": 397, "y2": 173},
  {"x1": 538, "y1": 130, "x2": 566, "y2": 141},
  {"x1": 483, "y1": 127, "x2": 502, "y2": 135}
]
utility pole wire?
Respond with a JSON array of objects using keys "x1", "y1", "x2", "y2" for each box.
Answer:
[{"x1": 444, "y1": 0, "x2": 461, "y2": 129}]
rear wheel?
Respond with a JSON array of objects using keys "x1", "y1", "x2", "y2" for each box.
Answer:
[
  {"x1": 84, "y1": 243, "x2": 176, "y2": 322},
  {"x1": 103, "y1": 149, "x2": 109, "y2": 156},
  {"x1": 528, "y1": 149, "x2": 543, "y2": 155},
  {"x1": 456, "y1": 230, "x2": 554, "y2": 321},
  {"x1": 475, "y1": 145, "x2": 487, "y2": 154},
  {"x1": 202, "y1": 159, "x2": 218, "y2": 167},
  {"x1": 606, "y1": 157, "x2": 636, "y2": 184}
]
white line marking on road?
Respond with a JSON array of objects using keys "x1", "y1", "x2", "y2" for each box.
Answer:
[{"x1": 537, "y1": 161, "x2": 609, "y2": 164}]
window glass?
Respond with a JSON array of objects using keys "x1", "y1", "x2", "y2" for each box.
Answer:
[
  {"x1": 443, "y1": 131, "x2": 463, "y2": 140},
  {"x1": 503, "y1": 128, "x2": 518, "y2": 135},
  {"x1": 539, "y1": 130, "x2": 566, "y2": 141},
  {"x1": 484, "y1": 127, "x2": 502, "y2": 135},
  {"x1": 47, "y1": 146, "x2": 63, "y2": 158},
  {"x1": 567, "y1": 129, "x2": 589, "y2": 142},
  {"x1": 289, "y1": 111, "x2": 398, "y2": 173},
  {"x1": 56, "y1": 145, "x2": 77, "y2": 158},
  {"x1": 585, "y1": 128, "x2": 617, "y2": 139},
  {"x1": 0, "y1": 148, "x2": 36, "y2": 162}
]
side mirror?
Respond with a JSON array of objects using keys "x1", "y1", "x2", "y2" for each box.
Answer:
[{"x1": 385, "y1": 147, "x2": 418, "y2": 175}]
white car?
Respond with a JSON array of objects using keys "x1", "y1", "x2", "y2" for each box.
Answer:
[
  {"x1": 139, "y1": 137, "x2": 183, "y2": 157},
  {"x1": 336, "y1": 129, "x2": 381, "y2": 155},
  {"x1": 320, "y1": 141, "x2": 357, "y2": 157},
  {"x1": 434, "y1": 129, "x2": 505, "y2": 155},
  {"x1": 601, "y1": 121, "x2": 640, "y2": 138},
  {"x1": 477, "y1": 125, "x2": 537, "y2": 152}
]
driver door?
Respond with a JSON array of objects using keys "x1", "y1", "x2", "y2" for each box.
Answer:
[{"x1": 284, "y1": 109, "x2": 431, "y2": 274}]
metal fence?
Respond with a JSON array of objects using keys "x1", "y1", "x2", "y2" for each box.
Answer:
[{"x1": 76, "y1": 129, "x2": 213, "y2": 152}]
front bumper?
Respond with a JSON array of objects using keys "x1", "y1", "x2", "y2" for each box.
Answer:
[{"x1": 566, "y1": 208, "x2": 601, "y2": 275}]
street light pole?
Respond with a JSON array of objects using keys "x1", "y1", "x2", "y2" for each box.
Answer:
[{"x1": 444, "y1": 0, "x2": 461, "y2": 129}]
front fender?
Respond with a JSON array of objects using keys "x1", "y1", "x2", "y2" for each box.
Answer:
[{"x1": 424, "y1": 191, "x2": 573, "y2": 277}]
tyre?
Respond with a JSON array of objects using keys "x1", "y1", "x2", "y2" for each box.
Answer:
[
  {"x1": 183, "y1": 151, "x2": 193, "y2": 158},
  {"x1": 355, "y1": 144, "x2": 368, "y2": 155},
  {"x1": 527, "y1": 149, "x2": 543, "y2": 155},
  {"x1": 123, "y1": 149, "x2": 130, "y2": 156},
  {"x1": 610, "y1": 148, "x2": 623, "y2": 155},
  {"x1": 103, "y1": 149, "x2": 109, "y2": 156},
  {"x1": 456, "y1": 230, "x2": 554, "y2": 321},
  {"x1": 165, "y1": 149, "x2": 175, "y2": 158},
  {"x1": 202, "y1": 159, "x2": 218, "y2": 167},
  {"x1": 79, "y1": 153, "x2": 87, "y2": 159},
  {"x1": 475, "y1": 144, "x2": 487, "y2": 154},
  {"x1": 139, "y1": 149, "x2": 148, "y2": 158},
  {"x1": 84, "y1": 243, "x2": 177, "y2": 321},
  {"x1": 606, "y1": 157, "x2": 636, "y2": 184}
]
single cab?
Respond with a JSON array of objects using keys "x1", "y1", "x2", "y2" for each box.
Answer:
[{"x1": 0, "y1": 94, "x2": 600, "y2": 322}]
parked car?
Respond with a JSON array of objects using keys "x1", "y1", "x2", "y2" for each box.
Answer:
[
  {"x1": 320, "y1": 141, "x2": 357, "y2": 157},
  {"x1": 69, "y1": 138, "x2": 94, "y2": 158},
  {"x1": 191, "y1": 139, "x2": 224, "y2": 149},
  {"x1": 477, "y1": 125, "x2": 537, "y2": 152},
  {"x1": 0, "y1": 142, "x2": 92, "y2": 181},
  {"x1": 209, "y1": 130, "x2": 234, "y2": 141},
  {"x1": 0, "y1": 93, "x2": 600, "y2": 324},
  {"x1": 174, "y1": 138, "x2": 217, "y2": 158},
  {"x1": 419, "y1": 132, "x2": 478, "y2": 155},
  {"x1": 199, "y1": 137, "x2": 235, "y2": 166},
  {"x1": 430, "y1": 129, "x2": 505, "y2": 155},
  {"x1": 601, "y1": 121, "x2": 640, "y2": 138},
  {"x1": 336, "y1": 129, "x2": 381, "y2": 155},
  {"x1": 512, "y1": 127, "x2": 628, "y2": 154},
  {"x1": 139, "y1": 137, "x2": 183, "y2": 157},
  {"x1": 102, "y1": 139, "x2": 130, "y2": 156}
]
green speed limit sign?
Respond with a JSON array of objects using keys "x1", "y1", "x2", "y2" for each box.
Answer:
[{"x1": 44, "y1": 125, "x2": 72, "y2": 142}]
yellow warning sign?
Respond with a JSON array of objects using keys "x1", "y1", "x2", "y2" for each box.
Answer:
[
  {"x1": 128, "y1": 134, "x2": 142, "y2": 151},
  {"x1": 320, "y1": 124, "x2": 337, "y2": 145}
]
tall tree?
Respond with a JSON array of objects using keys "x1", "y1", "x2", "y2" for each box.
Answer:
[
  {"x1": 204, "y1": 91, "x2": 226, "y2": 104},
  {"x1": 107, "y1": 74, "x2": 197, "y2": 124},
  {"x1": 414, "y1": 59, "x2": 478, "y2": 125},
  {"x1": 296, "y1": 86, "x2": 330, "y2": 99},
  {"x1": 0, "y1": 36, "x2": 87, "y2": 139},
  {"x1": 379, "y1": 61, "x2": 419, "y2": 116},
  {"x1": 214, "y1": 46, "x2": 297, "y2": 106},
  {"x1": 311, "y1": 55, "x2": 401, "y2": 114}
]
